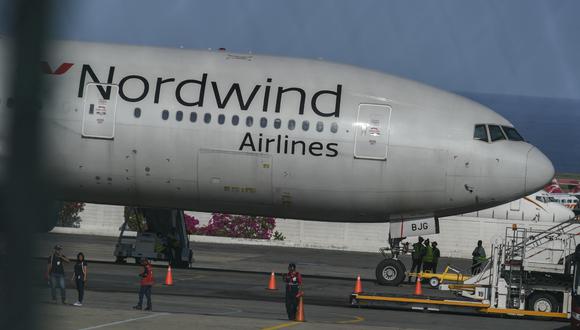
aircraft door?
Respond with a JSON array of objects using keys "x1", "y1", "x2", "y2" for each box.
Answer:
[
  {"x1": 82, "y1": 83, "x2": 118, "y2": 139},
  {"x1": 354, "y1": 104, "x2": 391, "y2": 160}
]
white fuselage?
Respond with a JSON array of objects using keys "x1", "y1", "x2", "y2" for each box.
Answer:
[
  {"x1": 459, "y1": 190, "x2": 575, "y2": 222},
  {"x1": 0, "y1": 39, "x2": 555, "y2": 222}
]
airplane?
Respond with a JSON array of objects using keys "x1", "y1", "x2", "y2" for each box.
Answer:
[
  {"x1": 0, "y1": 37, "x2": 555, "y2": 278},
  {"x1": 459, "y1": 190, "x2": 575, "y2": 222}
]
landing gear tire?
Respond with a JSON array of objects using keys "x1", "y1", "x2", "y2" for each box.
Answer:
[
  {"x1": 429, "y1": 277, "x2": 440, "y2": 288},
  {"x1": 527, "y1": 292, "x2": 560, "y2": 313},
  {"x1": 375, "y1": 259, "x2": 406, "y2": 286}
]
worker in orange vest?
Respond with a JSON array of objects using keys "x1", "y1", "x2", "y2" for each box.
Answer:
[
  {"x1": 283, "y1": 263, "x2": 302, "y2": 320},
  {"x1": 133, "y1": 259, "x2": 154, "y2": 311}
]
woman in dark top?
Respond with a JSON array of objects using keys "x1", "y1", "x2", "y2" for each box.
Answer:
[{"x1": 72, "y1": 252, "x2": 87, "y2": 306}]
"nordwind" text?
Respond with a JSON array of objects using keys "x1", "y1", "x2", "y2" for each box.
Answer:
[{"x1": 77, "y1": 65, "x2": 342, "y2": 118}]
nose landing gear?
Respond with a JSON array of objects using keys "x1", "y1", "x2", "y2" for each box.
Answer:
[{"x1": 375, "y1": 236, "x2": 406, "y2": 286}]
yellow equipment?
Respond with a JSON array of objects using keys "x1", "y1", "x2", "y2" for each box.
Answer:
[{"x1": 407, "y1": 265, "x2": 470, "y2": 288}]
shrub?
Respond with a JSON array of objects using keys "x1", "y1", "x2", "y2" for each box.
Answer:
[
  {"x1": 184, "y1": 213, "x2": 200, "y2": 234},
  {"x1": 57, "y1": 202, "x2": 85, "y2": 228},
  {"x1": 193, "y1": 213, "x2": 276, "y2": 239}
]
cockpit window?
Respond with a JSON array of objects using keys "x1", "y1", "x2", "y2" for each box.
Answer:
[
  {"x1": 501, "y1": 126, "x2": 524, "y2": 141},
  {"x1": 473, "y1": 124, "x2": 488, "y2": 142},
  {"x1": 488, "y1": 125, "x2": 506, "y2": 142}
]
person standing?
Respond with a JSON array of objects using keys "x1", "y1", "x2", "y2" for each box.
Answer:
[
  {"x1": 283, "y1": 263, "x2": 302, "y2": 320},
  {"x1": 422, "y1": 239, "x2": 433, "y2": 273},
  {"x1": 471, "y1": 240, "x2": 486, "y2": 275},
  {"x1": 407, "y1": 237, "x2": 426, "y2": 283},
  {"x1": 72, "y1": 252, "x2": 88, "y2": 307},
  {"x1": 431, "y1": 242, "x2": 440, "y2": 273},
  {"x1": 133, "y1": 259, "x2": 154, "y2": 311},
  {"x1": 47, "y1": 245, "x2": 70, "y2": 304}
]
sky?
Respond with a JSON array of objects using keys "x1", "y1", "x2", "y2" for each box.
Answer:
[{"x1": 1, "y1": 0, "x2": 579, "y2": 172}]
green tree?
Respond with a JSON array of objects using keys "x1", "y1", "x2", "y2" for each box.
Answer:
[
  {"x1": 57, "y1": 202, "x2": 85, "y2": 228},
  {"x1": 124, "y1": 206, "x2": 146, "y2": 232}
]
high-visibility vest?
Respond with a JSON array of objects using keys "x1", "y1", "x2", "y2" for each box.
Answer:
[
  {"x1": 140, "y1": 264, "x2": 154, "y2": 286},
  {"x1": 412, "y1": 243, "x2": 424, "y2": 260},
  {"x1": 423, "y1": 246, "x2": 434, "y2": 263}
]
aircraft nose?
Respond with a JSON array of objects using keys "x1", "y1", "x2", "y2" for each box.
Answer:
[{"x1": 525, "y1": 147, "x2": 555, "y2": 194}]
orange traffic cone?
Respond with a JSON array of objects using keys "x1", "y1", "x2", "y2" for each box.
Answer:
[
  {"x1": 165, "y1": 265, "x2": 174, "y2": 286},
  {"x1": 353, "y1": 275, "x2": 363, "y2": 294},
  {"x1": 266, "y1": 272, "x2": 277, "y2": 290},
  {"x1": 295, "y1": 296, "x2": 305, "y2": 322},
  {"x1": 414, "y1": 274, "x2": 422, "y2": 295}
]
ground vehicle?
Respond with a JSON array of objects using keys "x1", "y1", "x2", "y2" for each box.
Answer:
[
  {"x1": 114, "y1": 208, "x2": 193, "y2": 268},
  {"x1": 357, "y1": 218, "x2": 580, "y2": 319},
  {"x1": 459, "y1": 220, "x2": 579, "y2": 314},
  {"x1": 409, "y1": 266, "x2": 471, "y2": 288}
]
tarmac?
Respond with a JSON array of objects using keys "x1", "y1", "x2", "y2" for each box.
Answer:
[
  {"x1": 35, "y1": 233, "x2": 475, "y2": 280},
  {"x1": 25, "y1": 233, "x2": 569, "y2": 329}
]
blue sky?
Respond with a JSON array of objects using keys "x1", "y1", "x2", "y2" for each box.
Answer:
[{"x1": 1, "y1": 0, "x2": 579, "y2": 171}]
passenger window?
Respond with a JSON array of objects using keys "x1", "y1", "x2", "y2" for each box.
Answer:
[
  {"x1": 190, "y1": 112, "x2": 197, "y2": 122},
  {"x1": 232, "y1": 115, "x2": 239, "y2": 126},
  {"x1": 134, "y1": 107, "x2": 141, "y2": 118},
  {"x1": 488, "y1": 125, "x2": 506, "y2": 142},
  {"x1": 162, "y1": 110, "x2": 169, "y2": 120},
  {"x1": 302, "y1": 120, "x2": 310, "y2": 131},
  {"x1": 502, "y1": 126, "x2": 524, "y2": 141},
  {"x1": 274, "y1": 119, "x2": 281, "y2": 129},
  {"x1": 218, "y1": 114, "x2": 225, "y2": 125},
  {"x1": 316, "y1": 121, "x2": 323, "y2": 132},
  {"x1": 176, "y1": 111, "x2": 183, "y2": 122},
  {"x1": 330, "y1": 122, "x2": 338, "y2": 133},
  {"x1": 288, "y1": 119, "x2": 295, "y2": 130},
  {"x1": 260, "y1": 117, "x2": 268, "y2": 128},
  {"x1": 204, "y1": 113, "x2": 211, "y2": 124},
  {"x1": 473, "y1": 124, "x2": 488, "y2": 142},
  {"x1": 246, "y1": 116, "x2": 253, "y2": 127}
]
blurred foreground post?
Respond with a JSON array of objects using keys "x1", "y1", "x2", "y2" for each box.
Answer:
[{"x1": 0, "y1": 0, "x2": 53, "y2": 329}]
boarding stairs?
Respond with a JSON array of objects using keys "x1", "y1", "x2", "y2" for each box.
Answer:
[
  {"x1": 461, "y1": 218, "x2": 579, "y2": 307},
  {"x1": 503, "y1": 228, "x2": 526, "y2": 309},
  {"x1": 505, "y1": 218, "x2": 579, "y2": 274}
]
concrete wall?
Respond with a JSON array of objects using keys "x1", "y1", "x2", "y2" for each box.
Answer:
[{"x1": 55, "y1": 204, "x2": 578, "y2": 259}]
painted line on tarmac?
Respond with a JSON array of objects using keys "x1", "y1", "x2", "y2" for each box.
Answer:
[
  {"x1": 77, "y1": 312, "x2": 169, "y2": 330},
  {"x1": 261, "y1": 321, "x2": 301, "y2": 330},
  {"x1": 336, "y1": 315, "x2": 364, "y2": 324}
]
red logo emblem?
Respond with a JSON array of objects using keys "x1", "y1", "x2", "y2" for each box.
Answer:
[{"x1": 41, "y1": 61, "x2": 74, "y2": 75}]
